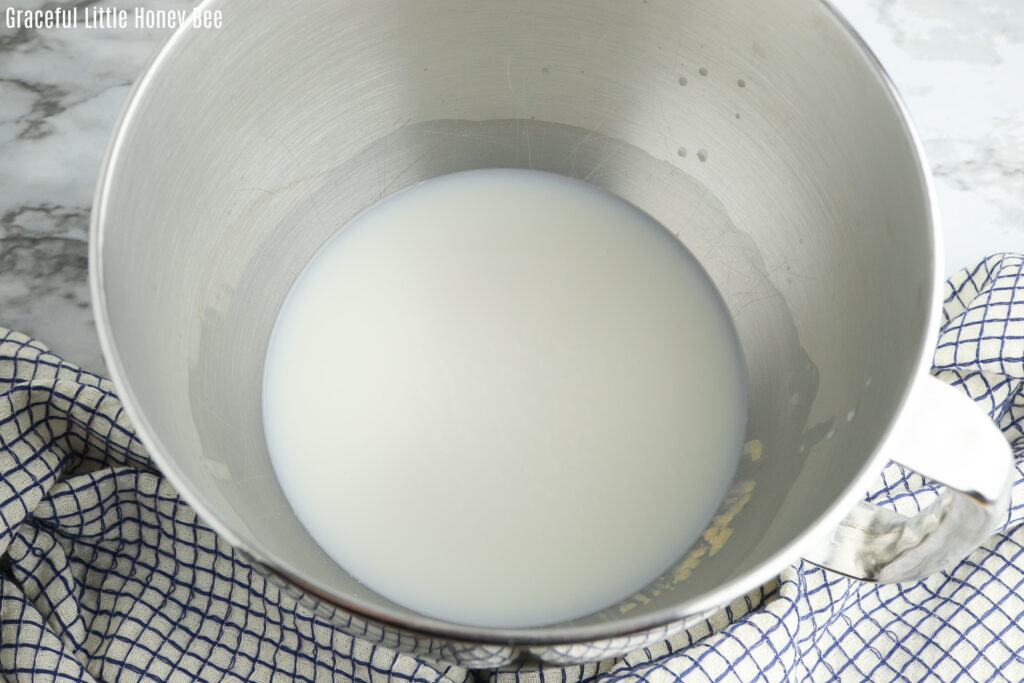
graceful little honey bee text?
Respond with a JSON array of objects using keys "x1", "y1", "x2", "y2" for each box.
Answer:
[{"x1": 5, "y1": 6, "x2": 224, "y2": 30}]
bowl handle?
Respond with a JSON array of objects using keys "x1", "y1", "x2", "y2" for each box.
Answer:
[{"x1": 802, "y1": 374, "x2": 1013, "y2": 583}]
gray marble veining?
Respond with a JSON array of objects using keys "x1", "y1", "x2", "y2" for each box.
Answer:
[
  {"x1": 1, "y1": 0, "x2": 1022, "y2": 373},
  {"x1": 1, "y1": 0, "x2": 193, "y2": 373}
]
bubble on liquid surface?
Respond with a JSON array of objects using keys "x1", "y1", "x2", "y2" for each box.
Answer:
[
  {"x1": 677, "y1": 146, "x2": 687, "y2": 157},
  {"x1": 697, "y1": 149, "x2": 708, "y2": 162},
  {"x1": 678, "y1": 76, "x2": 688, "y2": 86},
  {"x1": 541, "y1": 67, "x2": 550, "y2": 75},
  {"x1": 698, "y1": 67, "x2": 708, "y2": 76},
  {"x1": 846, "y1": 408, "x2": 857, "y2": 422},
  {"x1": 738, "y1": 78, "x2": 746, "y2": 88}
]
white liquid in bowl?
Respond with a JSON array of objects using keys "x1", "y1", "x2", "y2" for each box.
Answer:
[{"x1": 262, "y1": 168, "x2": 747, "y2": 628}]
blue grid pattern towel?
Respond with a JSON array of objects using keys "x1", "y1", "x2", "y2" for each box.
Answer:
[{"x1": 4, "y1": 254, "x2": 1024, "y2": 682}]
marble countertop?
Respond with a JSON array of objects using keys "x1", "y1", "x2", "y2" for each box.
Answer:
[{"x1": 1, "y1": 0, "x2": 1022, "y2": 375}]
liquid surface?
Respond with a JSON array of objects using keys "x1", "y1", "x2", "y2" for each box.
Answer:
[{"x1": 262, "y1": 168, "x2": 747, "y2": 628}]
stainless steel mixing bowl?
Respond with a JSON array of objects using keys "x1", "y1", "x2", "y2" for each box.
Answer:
[{"x1": 90, "y1": 0, "x2": 1012, "y2": 667}]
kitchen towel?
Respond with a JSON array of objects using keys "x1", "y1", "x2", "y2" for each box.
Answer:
[{"x1": 3, "y1": 253, "x2": 1024, "y2": 682}]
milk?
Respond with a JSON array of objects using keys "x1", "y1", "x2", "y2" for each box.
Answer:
[{"x1": 262, "y1": 168, "x2": 747, "y2": 628}]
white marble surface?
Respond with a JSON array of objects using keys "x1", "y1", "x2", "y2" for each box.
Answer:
[
  {"x1": 0, "y1": 0, "x2": 194, "y2": 373},
  {"x1": 0, "y1": 0, "x2": 1022, "y2": 374},
  {"x1": 832, "y1": 0, "x2": 1024, "y2": 277}
]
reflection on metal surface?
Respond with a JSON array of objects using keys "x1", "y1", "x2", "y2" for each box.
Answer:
[{"x1": 803, "y1": 375, "x2": 1012, "y2": 583}]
